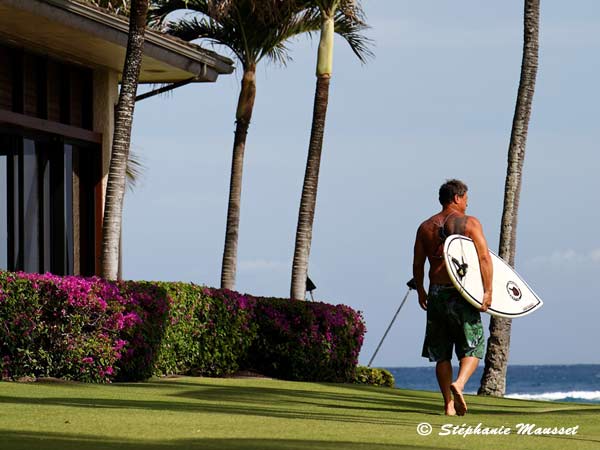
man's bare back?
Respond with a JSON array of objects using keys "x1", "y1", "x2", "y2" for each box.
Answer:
[{"x1": 417, "y1": 212, "x2": 469, "y2": 285}]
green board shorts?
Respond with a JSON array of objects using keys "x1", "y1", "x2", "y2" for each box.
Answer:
[{"x1": 421, "y1": 284, "x2": 485, "y2": 362}]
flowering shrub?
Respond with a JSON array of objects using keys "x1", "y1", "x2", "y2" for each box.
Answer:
[
  {"x1": 0, "y1": 272, "x2": 130, "y2": 382},
  {"x1": 114, "y1": 281, "x2": 170, "y2": 381},
  {"x1": 0, "y1": 271, "x2": 366, "y2": 383},
  {"x1": 247, "y1": 297, "x2": 366, "y2": 382}
]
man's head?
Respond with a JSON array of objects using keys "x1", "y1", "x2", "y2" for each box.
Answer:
[{"x1": 439, "y1": 179, "x2": 469, "y2": 210}]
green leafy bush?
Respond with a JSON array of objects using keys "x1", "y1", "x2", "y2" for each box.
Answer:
[
  {"x1": 352, "y1": 366, "x2": 395, "y2": 388},
  {"x1": 152, "y1": 284, "x2": 257, "y2": 378}
]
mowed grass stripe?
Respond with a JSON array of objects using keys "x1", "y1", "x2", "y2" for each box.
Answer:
[{"x1": 1, "y1": 377, "x2": 600, "y2": 450}]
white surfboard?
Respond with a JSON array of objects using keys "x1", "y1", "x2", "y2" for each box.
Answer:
[{"x1": 443, "y1": 234, "x2": 543, "y2": 318}]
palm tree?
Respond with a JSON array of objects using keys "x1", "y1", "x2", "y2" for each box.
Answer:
[
  {"x1": 478, "y1": 0, "x2": 540, "y2": 397},
  {"x1": 290, "y1": 0, "x2": 371, "y2": 300},
  {"x1": 149, "y1": 0, "x2": 333, "y2": 290},
  {"x1": 101, "y1": 0, "x2": 150, "y2": 280}
]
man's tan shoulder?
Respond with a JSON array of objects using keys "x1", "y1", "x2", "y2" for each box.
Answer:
[
  {"x1": 465, "y1": 214, "x2": 482, "y2": 227},
  {"x1": 464, "y1": 215, "x2": 485, "y2": 237},
  {"x1": 425, "y1": 213, "x2": 443, "y2": 226},
  {"x1": 417, "y1": 215, "x2": 437, "y2": 232}
]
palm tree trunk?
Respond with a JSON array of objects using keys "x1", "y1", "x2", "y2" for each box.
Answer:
[
  {"x1": 479, "y1": 0, "x2": 540, "y2": 396},
  {"x1": 220, "y1": 67, "x2": 257, "y2": 290},
  {"x1": 290, "y1": 14, "x2": 334, "y2": 301},
  {"x1": 291, "y1": 74, "x2": 331, "y2": 300},
  {"x1": 101, "y1": 0, "x2": 148, "y2": 280}
]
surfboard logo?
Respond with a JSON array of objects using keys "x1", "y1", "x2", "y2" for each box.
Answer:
[{"x1": 506, "y1": 281, "x2": 522, "y2": 301}]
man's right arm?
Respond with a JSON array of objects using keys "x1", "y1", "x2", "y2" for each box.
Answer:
[{"x1": 413, "y1": 225, "x2": 428, "y2": 311}]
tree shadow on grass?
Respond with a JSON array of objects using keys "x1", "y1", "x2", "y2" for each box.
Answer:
[
  {"x1": 0, "y1": 394, "x2": 432, "y2": 426},
  {"x1": 148, "y1": 380, "x2": 600, "y2": 417},
  {"x1": 127, "y1": 379, "x2": 447, "y2": 413},
  {"x1": 0, "y1": 431, "x2": 454, "y2": 450},
  {"x1": 8, "y1": 380, "x2": 599, "y2": 422},
  {"x1": 166, "y1": 383, "x2": 442, "y2": 415}
]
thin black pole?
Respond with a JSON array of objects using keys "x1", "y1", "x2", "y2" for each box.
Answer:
[{"x1": 368, "y1": 279, "x2": 416, "y2": 367}]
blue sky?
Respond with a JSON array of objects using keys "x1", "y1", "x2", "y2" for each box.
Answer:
[{"x1": 125, "y1": 1, "x2": 600, "y2": 367}]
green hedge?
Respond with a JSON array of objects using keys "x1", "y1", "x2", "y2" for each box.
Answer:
[
  {"x1": 0, "y1": 271, "x2": 366, "y2": 384},
  {"x1": 151, "y1": 284, "x2": 257, "y2": 379},
  {"x1": 352, "y1": 366, "x2": 395, "y2": 388}
]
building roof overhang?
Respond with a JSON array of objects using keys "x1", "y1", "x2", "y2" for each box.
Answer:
[{"x1": 0, "y1": 0, "x2": 234, "y2": 83}]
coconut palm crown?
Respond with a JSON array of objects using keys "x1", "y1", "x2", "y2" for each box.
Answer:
[{"x1": 149, "y1": 0, "x2": 370, "y2": 291}]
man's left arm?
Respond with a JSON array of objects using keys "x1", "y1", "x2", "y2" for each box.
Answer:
[{"x1": 467, "y1": 217, "x2": 493, "y2": 312}]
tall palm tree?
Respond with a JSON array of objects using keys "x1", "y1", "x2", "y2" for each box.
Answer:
[
  {"x1": 290, "y1": 0, "x2": 371, "y2": 300},
  {"x1": 478, "y1": 0, "x2": 540, "y2": 396},
  {"x1": 150, "y1": 0, "x2": 358, "y2": 291},
  {"x1": 101, "y1": 0, "x2": 150, "y2": 279}
]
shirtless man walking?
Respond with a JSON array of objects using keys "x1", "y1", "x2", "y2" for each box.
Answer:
[{"x1": 413, "y1": 179, "x2": 493, "y2": 416}]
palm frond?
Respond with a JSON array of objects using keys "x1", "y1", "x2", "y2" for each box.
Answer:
[
  {"x1": 279, "y1": 7, "x2": 322, "y2": 42},
  {"x1": 207, "y1": 0, "x2": 306, "y2": 25},
  {"x1": 148, "y1": 0, "x2": 210, "y2": 28},
  {"x1": 311, "y1": 0, "x2": 365, "y2": 20},
  {"x1": 86, "y1": 0, "x2": 130, "y2": 16},
  {"x1": 257, "y1": 8, "x2": 321, "y2": 65},
  {"x1": 150, "y1": 0, "x2": 371, "y2": 68},
  {"x1": 333, "y1": 9, "x2": 374, "y2": 63},
  {"x1": 126, "y1": 149, "x2": 145, "y2": 192},
  {"x1": 262, "y1": 42, "x2": 291, "y2": 66},
  {"x1": 166, "y1": 15, "x2": 246, "y2": 62}
]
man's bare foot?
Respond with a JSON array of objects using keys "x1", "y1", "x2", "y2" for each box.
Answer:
[
  {"x1": 445, "y1": 400, "x2": 456, "y2": 416},
  {"x1": 450, "y1": 383, "x2": 467, "y2": 416}
]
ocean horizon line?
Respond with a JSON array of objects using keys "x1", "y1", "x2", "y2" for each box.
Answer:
[{"x1": 381, "y1": 363, "x2": 600, "y2": 369}]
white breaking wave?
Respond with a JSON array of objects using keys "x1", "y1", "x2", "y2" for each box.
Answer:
[{"x1": 506, "y1": 391, "x2": 600, "y2": 402}]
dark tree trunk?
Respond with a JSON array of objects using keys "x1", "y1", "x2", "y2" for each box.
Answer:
[
  {"x1": 220, "y1": 67, "x2": 257, "y2": 290},
  {"x1": 291, "y1": 75, "x2": 330, "y2": 300},
  {"x1": 101, "y1": 0, "x2": 148, "y2": 280},
  {"x1": 479, "y1": 0, "x2": 540, "y2": 396}
]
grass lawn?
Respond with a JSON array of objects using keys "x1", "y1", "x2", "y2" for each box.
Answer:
[{"x1": 1, "y1": 376, "x2": 599, "y2": 450}]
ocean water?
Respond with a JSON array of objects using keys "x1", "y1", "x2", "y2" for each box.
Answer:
[{"x1": 386, "y1": 364, "x2": 600, "y2": 404}]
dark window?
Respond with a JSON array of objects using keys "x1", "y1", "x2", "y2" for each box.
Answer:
[
  {"x1": 74, "y1": 143, "x2": 100, "y2": 276},
  {"x1": 0, "y1": 131, "x2": 99, "y2": 275},
  {"x1": 11, "y1": 48, "x2": 24, "y2": 114},
  {"x1": 23, "y1": 55, "x2": 38, "y2": 117},
  {"x1": 0, "y1": 41, "x2": 98, "y2": 276},
  {"x1": 47, "y1": 60, "x2": 61, "y2": 123},
  {"x1": 1, "y1": 41, "x2": 93, "y2": 127},
  {"x1": 0, "y1": 46, "x2": 12, "y2": 110},
  {"x1": 22, "y1": 138, "x2": 40, "y2": 272},
  {"x1": 0, "y1": 143, "x2": 7, "y2": 269}
]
